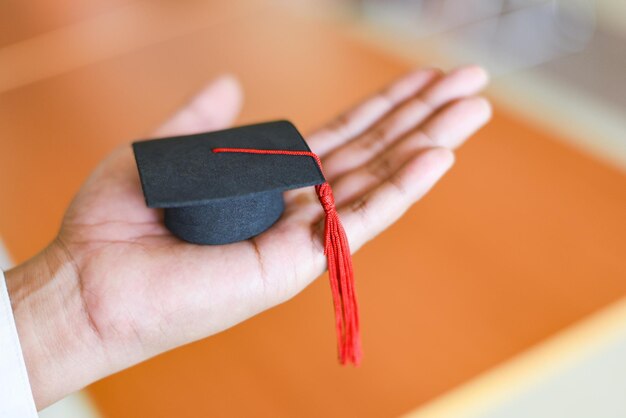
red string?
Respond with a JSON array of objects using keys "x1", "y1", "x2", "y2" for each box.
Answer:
[{"x1": 212, "y1": 147, "x2": 362, "y2": 365}]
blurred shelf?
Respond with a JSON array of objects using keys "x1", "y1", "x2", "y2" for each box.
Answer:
[{"x1": 339, "y1": 0, "x2": 626, "y2": 170}]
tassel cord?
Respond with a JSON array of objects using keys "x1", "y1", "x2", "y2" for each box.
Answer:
[{"x1": 213, "y1": 147, "x2": 362, "y2": 365}]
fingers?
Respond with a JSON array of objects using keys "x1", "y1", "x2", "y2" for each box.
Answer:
[
  {"x1": 154, "y1": 74, "x2": 243, "y2": 137},
  {"x1": 339, "y1": 147, "x2": 455, "y2": 250},
  {"x1": 421, "y1": 96, "x2": 492, "y2": 149},
  {"x1": 321, "y1": 65, "x2": 488, "y2": 181},
  {"x1": 330, "y1": 96, "x2": 491, "y2": 207},
  {"x1": 307, "y1": 68, "x2": 441, "y2": 157}
]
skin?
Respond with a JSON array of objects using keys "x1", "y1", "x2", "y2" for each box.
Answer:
[{"x1": 5, "y1": 66, "x2": 491, "y2": 409}]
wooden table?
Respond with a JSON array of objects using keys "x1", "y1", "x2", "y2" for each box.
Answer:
[{"x1": 1, "y1": 2, "x2": 625, "y2": 417}]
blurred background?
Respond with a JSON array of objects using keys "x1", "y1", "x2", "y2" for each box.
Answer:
[{"x1": 1, "y1": 0, "x2": 625, "y2": 417}]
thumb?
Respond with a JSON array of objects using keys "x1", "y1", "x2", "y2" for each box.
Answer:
[
  {"x1": 66, "y1": 76, "x2": 242, "y2": 224},
  {"x1": 155, "y1": 74, "x2": 243, "y2": 137}
]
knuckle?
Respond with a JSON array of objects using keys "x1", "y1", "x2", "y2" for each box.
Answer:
[
  {"x1": 350, "y1": 197, "x2": 369, "y2": 220},
  {"x1": 328, "y1": 113, "x2": 353, "y2": 139},
  {"x1": 366, "y1": 155, "x2": 395, "y2": 181},
  {"x1": 387, "y1": 173, "x2": 408, "y2": 196},
  {"x1": 414, "y1": 97, "x2": 435, "y2": 114},
  {"x1": 358, "y1": 126, "x2": 388, "y2": 153},
  {"x1": 414, "y1": 129, "x2": 438, "y2": 147}
]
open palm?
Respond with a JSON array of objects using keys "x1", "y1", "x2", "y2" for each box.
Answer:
[{"x1": 22, "y1": 67, "x2": 490, "y2": 408}]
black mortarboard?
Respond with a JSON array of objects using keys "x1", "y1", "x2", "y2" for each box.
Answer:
[
  {"x1": 133, "y1": 120, "x2": 362, "y2": 365},
  {"x1": 133, "y1": 120, "x2": 325, "y2": 245}
]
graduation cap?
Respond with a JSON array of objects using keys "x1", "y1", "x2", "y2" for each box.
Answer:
[{"x1": 133, "y1": 120, "x2": 361, "y2": 365}]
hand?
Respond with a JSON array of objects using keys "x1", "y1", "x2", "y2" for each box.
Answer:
[{"x1": 6, "y1": 67, "x2": 490, "y2": 409}]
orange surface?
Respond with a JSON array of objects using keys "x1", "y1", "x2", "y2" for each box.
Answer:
[
  {"x1": 0, "y1": 0, "x2": 134, "y2": 47},
  {"x1": 1, "y1": 3, "x2": 625, "y2": 418}
]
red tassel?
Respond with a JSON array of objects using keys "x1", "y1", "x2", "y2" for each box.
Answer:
[
  {"x1": 213, "y1": 147, "x2": 362, "y2": 365},
  {"x1": 316, "y1": 182, "x2": 361, "y2": 365}
]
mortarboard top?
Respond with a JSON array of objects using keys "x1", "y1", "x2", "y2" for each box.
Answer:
[{"x1": 133, "y1": 120, "x2": 325, "y2": 245}]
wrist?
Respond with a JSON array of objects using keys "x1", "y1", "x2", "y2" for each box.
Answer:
[{"x1": 5, "y1": 241, "x2": 106, "y2": 409}]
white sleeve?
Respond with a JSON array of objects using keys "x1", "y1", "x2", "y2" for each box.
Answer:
[{"x1": 0, "y1": 269, "x2": 38, "y2": 417}]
